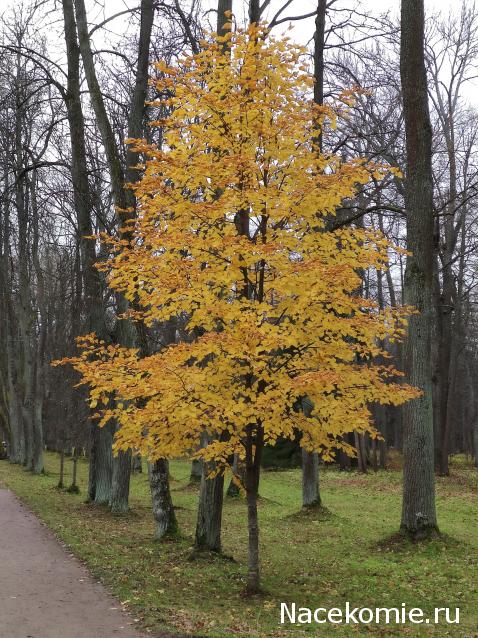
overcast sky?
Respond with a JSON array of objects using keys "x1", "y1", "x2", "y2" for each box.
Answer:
[
  {"x1": 91, "y1": 0, "x2": 461, "y2": 42},
  {"x1": 85, "y1": 0, "x2": 465, "y2": 53},
  {"x1": 254, "y1": 0, "x2": 458, "y2": 45},
  {"x1": 3, "y1": 0, "x2": 470, "y2": 100}
]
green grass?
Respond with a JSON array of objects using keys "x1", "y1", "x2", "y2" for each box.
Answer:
[{"x1": 1, "y1": 453, "x2": 478, "y2": 637}]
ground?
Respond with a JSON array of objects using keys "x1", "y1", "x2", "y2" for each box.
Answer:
[
  {"x1": 0, "y1": 453, "x2": 477, "y2": 637},
  {"x1": 0, "y1": 487, "x2": 181, "y2": 638}
]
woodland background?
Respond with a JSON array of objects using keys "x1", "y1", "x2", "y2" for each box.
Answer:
[{"x1": 0, "y1": 0, "x2": 478, "y2": 635}]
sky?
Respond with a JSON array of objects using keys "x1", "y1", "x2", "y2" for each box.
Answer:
[
  {"x1": 251, "y1": 0, "x2": 460, "y2": 46},
  {"x1": 2, "y1": 0, "x2": 471, "y2": 102},
  {"x1": 79, "y1": 0, "x2": 465, "y2": 64},
  {"x1": 83, "y1": 0, "x2": 460, "y2": 44}
]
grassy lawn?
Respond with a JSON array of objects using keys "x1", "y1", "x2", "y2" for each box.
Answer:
[{"x1": 0, "y1": 452, "x2": 477, "y2": 637}]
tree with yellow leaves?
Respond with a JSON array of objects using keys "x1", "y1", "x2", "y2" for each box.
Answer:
[{"x1": 59, "y1": 24, "x2": 418, "y2": 593}]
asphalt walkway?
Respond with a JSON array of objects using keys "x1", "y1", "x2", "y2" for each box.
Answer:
[{"x1": 0, "y1": 488, "x2": 182, "y2": 638}]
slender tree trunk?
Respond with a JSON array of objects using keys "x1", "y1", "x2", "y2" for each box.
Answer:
[
  {"x1": 300, "y1": 0, "x2": 328, "y2": 504},
  {"x1": 400, "y1": 0, "x2": 438, "y2": 539},
  {"x1": 193, "y1": 0, "x2": 236, "y2": 544},
  {"x1": 31, "y1": 173, "x2": 45, "y2": 475},
  {"x1": 244, "y1": 425, "x2": 263, "y2": 594},
  {"x1": 354, "y1": 431, "x2": 367, "y2": 473},
  {"x1": 132, "y1": 453, "x2": 143, "y2": 473},
  {"x1": 68, "y1": 452, "x2": 80, "y2": 493},
  {"x1": 146, "y1": 320, "x2": 178, "y2": 537},
  {"x1": 6, "y1": 309, "x2": 24, "y2": 465},
  {"x1": 339, "y1": 446, "x2": 351, "y2": 471},
  {"x1": 226, "y1": 453, "x2": 242, "y2": 497},
  {"x1": 14, "y1": 59, "x2": 35, "y2": 471},
  {"x1": 474, "y1": 417, "x2": 478, "y2": 468},
  {"x1": 58, "y1": 450, "x2": 65, "y2": 489}
]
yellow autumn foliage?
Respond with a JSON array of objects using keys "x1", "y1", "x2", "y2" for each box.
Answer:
[{"x1": 57, "y1": 25, "x2": 419, "y2": 464}]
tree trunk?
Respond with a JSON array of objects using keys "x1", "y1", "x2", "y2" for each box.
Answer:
[
  {"x1": 194, "y1": 425, "x2": 225, "y2": 549},
  {"x1": 88, "y1": 423, "x2": 113, "y2": 504},
  {"x1": 474, "y1": 418, "x2": 478, "y2": 468},
  {"x1": 226, "y1": 453, "x2": 242, "y2": 497},
  {"x1": 110, "y1": 449, "x2": 132, "y2": 513},
  {"x1": 399, "y1": 0, "x2": 438, "y2": 539},
  {"x1": 302, "y1": 449, "x2": 321, "y2": 507},
  {"x1": 74, "y1": 0, "x2": 155, "y2": 512},
  {"x1": 300, "y1": 396, "x2": 322, "y2": 507},
  {"x1": 379, "y1": 440, "x2": 387, "y2": 469},
  {"x1": 150, "y1": 459, "x2": 178, "y2": 539},
  {"x1": 58, "y1": 450, "x2": 65, "y2": 489},
  {"x1": 62, "y1": 0, "x2": 114, "y2": 504},
  {"x1": 354, "y1": 431, "x2": 367, "y2": 473},
  {"x1": 217, "y1": 0, "x2": 232, "y2": 37},
  {"x1": 244, "y1": 425, "x2": 263, "y2": 594},
  {"x1": 189, "y1": 459, "x2": 202, "y2": 484},
  {"x1": 195, "y1": 461, "x2": 224, "y2": 552},
  {"x1": 132, "y1": 453, "x2": 143, "y2": 473},
  {"x1": 68, "y1": 453, "x2": 80, "y2": 493},
  {"x1": 248, "y1": 0, "x2": 260, "y2": 24},
  {"x1": 30, "y1": 172, "x2": 45, "y2": 475}
]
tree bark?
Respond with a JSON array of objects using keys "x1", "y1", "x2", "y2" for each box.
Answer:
[
  {"x1": 302, "y1": 449, "x2": 321, "y2": 507},
  {"x1": 195, "y1": 461, "x2": 225, "y2": 552},
  {"x1": 301, "y1": 397, "x2": 321, "y2": 507},
  {"x1": 399, "y1": 0, "x2": 438, "y2": 539},
  {"x1": 73, "y1": 0, "x2": 155, "y2": 511},
  {"x1": 110, "y1": 449, "x2": 132, "y2": 513},
  {"x1": 249, "y1": 0, "x2": 260, "y2": 25},
  {"x1": 88, "y1": 422, "x2": 114, "y2": 504},
  {"x1": 58, "y1": 450, "x2": 65, "y2": 489},
  {"x1": 226, "y1": 453, "x2": 242, "y2": 497},
  {"x1": 62, "y1": 0, "x2": 114, "y2": 504},
  {"x1": 217, "y1": 0, "x2": 233, "y2": 37},
  {"x1": 150, "y1": 459, "x2": 178, "y2": 539},
  {"x1": 189, "y1": 459, "x2": 202, "y2": 484},
  {"x1": 299, "y1": 0, "x2": 328, "y2": 503},
  {"x1": 68, "y1": 452, "x2": 80, "y2": 493},
  {"x1": 30, "y1": 172, "x2": 45, "y2": 475},
  {"x1": 244, "y1": 425, "x2": 263, "y2": 594}
]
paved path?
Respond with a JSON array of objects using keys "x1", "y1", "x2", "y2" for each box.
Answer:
[{"x1": 0, "y1": 488, "x2": 184, "y2": 638}]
